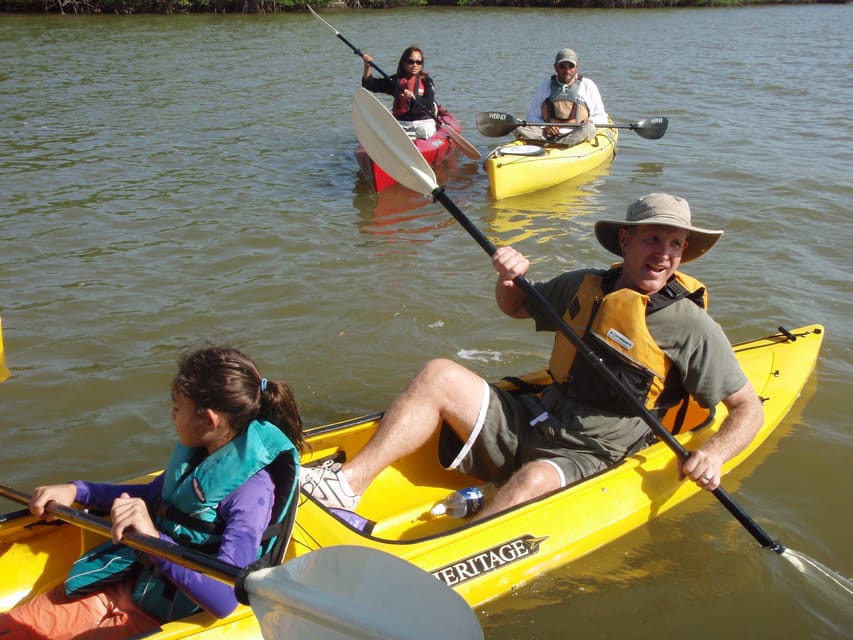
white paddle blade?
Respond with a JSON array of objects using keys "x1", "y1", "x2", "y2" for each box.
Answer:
[
  {"x1": 246, "y1": 545, "x2": 483, "y2": 640},
  {"x1": 352, "y1": 88, "x2": 439, "y2": 196}
]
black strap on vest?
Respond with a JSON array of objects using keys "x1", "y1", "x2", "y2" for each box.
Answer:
[
  {"x1": 499, "y1": 376, "x2": 549, "y2": 396},
  {"x1": 151, "y1": 448, "x2": 224, "y2": 543},
  {"x1": 153, "y1": 501, "x2": 224, "y2": 537},
  {"x1": 668, "y1": 396, "x2": 692, "y2": 435},
  {"x1": 646, "y1": 278, "x2": 705, "y2": 313},
  {"x1": 600, "y1": 268, "x2": 705, "y2": 314}
]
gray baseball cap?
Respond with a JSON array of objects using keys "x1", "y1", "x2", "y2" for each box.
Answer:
[{"x1": 554, "y1": 48, "x2": 578, "y2": 65}]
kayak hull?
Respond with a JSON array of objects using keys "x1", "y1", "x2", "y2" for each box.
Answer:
[
  {"x1": 356, "y1": 110, "x2": 462, "y2": 193},
  {"x1": 484, "y1": 127, "x2": 618, "y2": 200},
  {"x1": 0, "y1": 325, "x2": 824, "y2": 637}
]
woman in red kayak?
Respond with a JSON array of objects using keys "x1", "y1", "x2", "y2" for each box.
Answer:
[{"x1": 361, "y1": 46, "x2": 437, "y2": 123}]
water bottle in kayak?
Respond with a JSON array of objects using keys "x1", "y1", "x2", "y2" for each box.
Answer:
[{"x1": 429, "y1": 484, "x2": 496, "y2": 518}]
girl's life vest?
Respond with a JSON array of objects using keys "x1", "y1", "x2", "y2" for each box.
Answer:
[
  {"x1": 64, "y1": 419, "x2": 299, "y2": 623},
  {"x1": 393, "y1": 75, "x2": 434, "y2": 119},
  {"x1": 548, "y1": 268, "x2": 708, "y2": 415},
  {"x1": 542, "y1": 75, "x2": 589, "y2": 122}
]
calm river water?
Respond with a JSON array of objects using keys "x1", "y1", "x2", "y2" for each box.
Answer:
[{"x1": 1, "y1": 5, "x2": 851, "y2": 638}]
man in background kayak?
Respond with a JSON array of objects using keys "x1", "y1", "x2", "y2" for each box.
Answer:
[
  {"x1": 301, "y1": 194, "x2": 764, "y2": 520},
  {"x1": 515, "y1": 47, "x2": 609, "y2": 147}
]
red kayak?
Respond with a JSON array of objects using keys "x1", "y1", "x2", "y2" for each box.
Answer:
[{"x1": 356, "y1": 108, "x2": 462, "y2": 192}]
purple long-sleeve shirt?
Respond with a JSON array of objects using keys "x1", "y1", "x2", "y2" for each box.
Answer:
[{"x1": 72, "y1": 469, "x2": 274, "y2": 618}]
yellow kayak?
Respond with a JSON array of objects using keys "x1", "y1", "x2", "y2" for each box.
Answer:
[
  {"x1": 483, "y1": 127, "x2": 618, "y2": 200},
  {"x1": 0, "y1": 324, "x2": 824, "y2": 637}
]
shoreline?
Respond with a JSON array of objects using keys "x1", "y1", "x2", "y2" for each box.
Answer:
[{"x1": 1, "y1": 0, "x2": 843, "y2": 17}]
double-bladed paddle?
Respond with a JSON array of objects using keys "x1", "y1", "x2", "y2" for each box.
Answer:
[
  {"x1": 307, "y1": 4, "x2": 482, "y2": 161},
  {"x1": 352, "y1": 86, "x2": 784, "y2": 555},
  {"x1": 475, "y1": 111, "x2": 669, "y2": 140},
  {"x1": 0, "y1": 482, "x2": 483, "y2": 640}
]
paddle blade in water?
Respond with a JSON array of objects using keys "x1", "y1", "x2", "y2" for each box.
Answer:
[
  {"x1": 442, "y1": 125, "x2": 482, "y2": 161},
  {"x1": 352, "y1": 88, "x2": 439, "y2": 196},
  {"x1": 245, "y1": 545, "x2": 483, "y2": 640}
]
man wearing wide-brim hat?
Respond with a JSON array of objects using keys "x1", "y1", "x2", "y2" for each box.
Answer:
[{"x1": 301, "y1": 194, "x2": 764, "y2": 522}]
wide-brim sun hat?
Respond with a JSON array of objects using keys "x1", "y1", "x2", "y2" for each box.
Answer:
[{"x1": 594, "y1": 193, "x2": 723, "y2": 263}]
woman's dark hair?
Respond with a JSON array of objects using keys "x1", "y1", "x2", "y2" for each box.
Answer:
[
  {"x1": 172, "y1": 346, "x2": 304, "y2": 451},
  {"x1": 396, "y1": 46, "x2": 429, "y2": 77}
]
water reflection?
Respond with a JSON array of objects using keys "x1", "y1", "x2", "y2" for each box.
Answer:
[
  {"x1": 352, "y1": 152, "x2": 482, "y2": 242},
  {"x1": 628, "y1": 160, "x2": 665, "y2": 185},
  {"x1": 0, "y1": 317, "x2": 9, "y2": 383},
  {"x1": 486, "y1": 163, "x2": 613, "y2": 246}
]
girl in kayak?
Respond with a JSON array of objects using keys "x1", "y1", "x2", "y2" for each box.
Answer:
[
  {"x1": 0, "y1": 346, "x2": 304, "y2": 640},
  {"x1": 362, "y1": 46, "x2": 437, "y2": 127}
]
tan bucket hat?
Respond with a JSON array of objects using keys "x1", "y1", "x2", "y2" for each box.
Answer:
[{"x1": 594, "y1": 193, "x2": 723, "y2": 263}]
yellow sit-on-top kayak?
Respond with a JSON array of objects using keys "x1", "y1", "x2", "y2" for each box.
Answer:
[
  {"x1": 484, "y1": 126, "x2": 618, "y2": 200},
  {"x1": 0, "y1": 325, "x2": 824, "y2": 638}
]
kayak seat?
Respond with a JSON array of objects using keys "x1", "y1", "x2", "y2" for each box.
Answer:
[{"x1": 252, "y1": 454, "x2": 299, "y2": 570}]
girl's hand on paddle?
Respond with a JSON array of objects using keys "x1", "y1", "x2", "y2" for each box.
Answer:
[
  {"x1": 680, "y1": 451, "x2": 720, "y2": 491},
  {"x1": 492, "y1": 246, "x2": 529, "y2": 285},
  {"x1": 110, "y1": 492, "x2": 158, "y2": 542},
  {"x1": 29, "y1": 483, "x2": 77, "y2": 520}
]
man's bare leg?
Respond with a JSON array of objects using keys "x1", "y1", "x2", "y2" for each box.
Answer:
[
  {"x1": 343, "y1": 358, "x2": 488, "y2": 496},
  {"x1": 474, "y1": 460, "x2": 562, "y2": 520}
]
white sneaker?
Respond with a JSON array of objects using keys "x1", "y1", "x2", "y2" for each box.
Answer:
[{"x1": 300, "y1": 460, "x2": 360, "y2": 510}]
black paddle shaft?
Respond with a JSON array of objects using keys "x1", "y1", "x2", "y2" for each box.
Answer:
[
  {"x1": 430, "y1": 187, "x2": 784, "y2": 554},
  {"x1": 335, "y1": 34, "x2": 390, "y2": 78},
  {"x1": 0, "y1": 483, "x2": 262, "y2": 603},
  {"x1": 475, "y1": 111, "x2": 668, "y2": 140}
]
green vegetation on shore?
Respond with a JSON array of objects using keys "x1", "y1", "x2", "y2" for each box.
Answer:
[{"x1": 1, "y1": 0, "x2": 837, "y2": 20}]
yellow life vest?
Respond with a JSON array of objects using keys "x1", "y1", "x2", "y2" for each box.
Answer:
[{"x1": 548, "y1": 268, "x2": 708, "y2": 414}]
